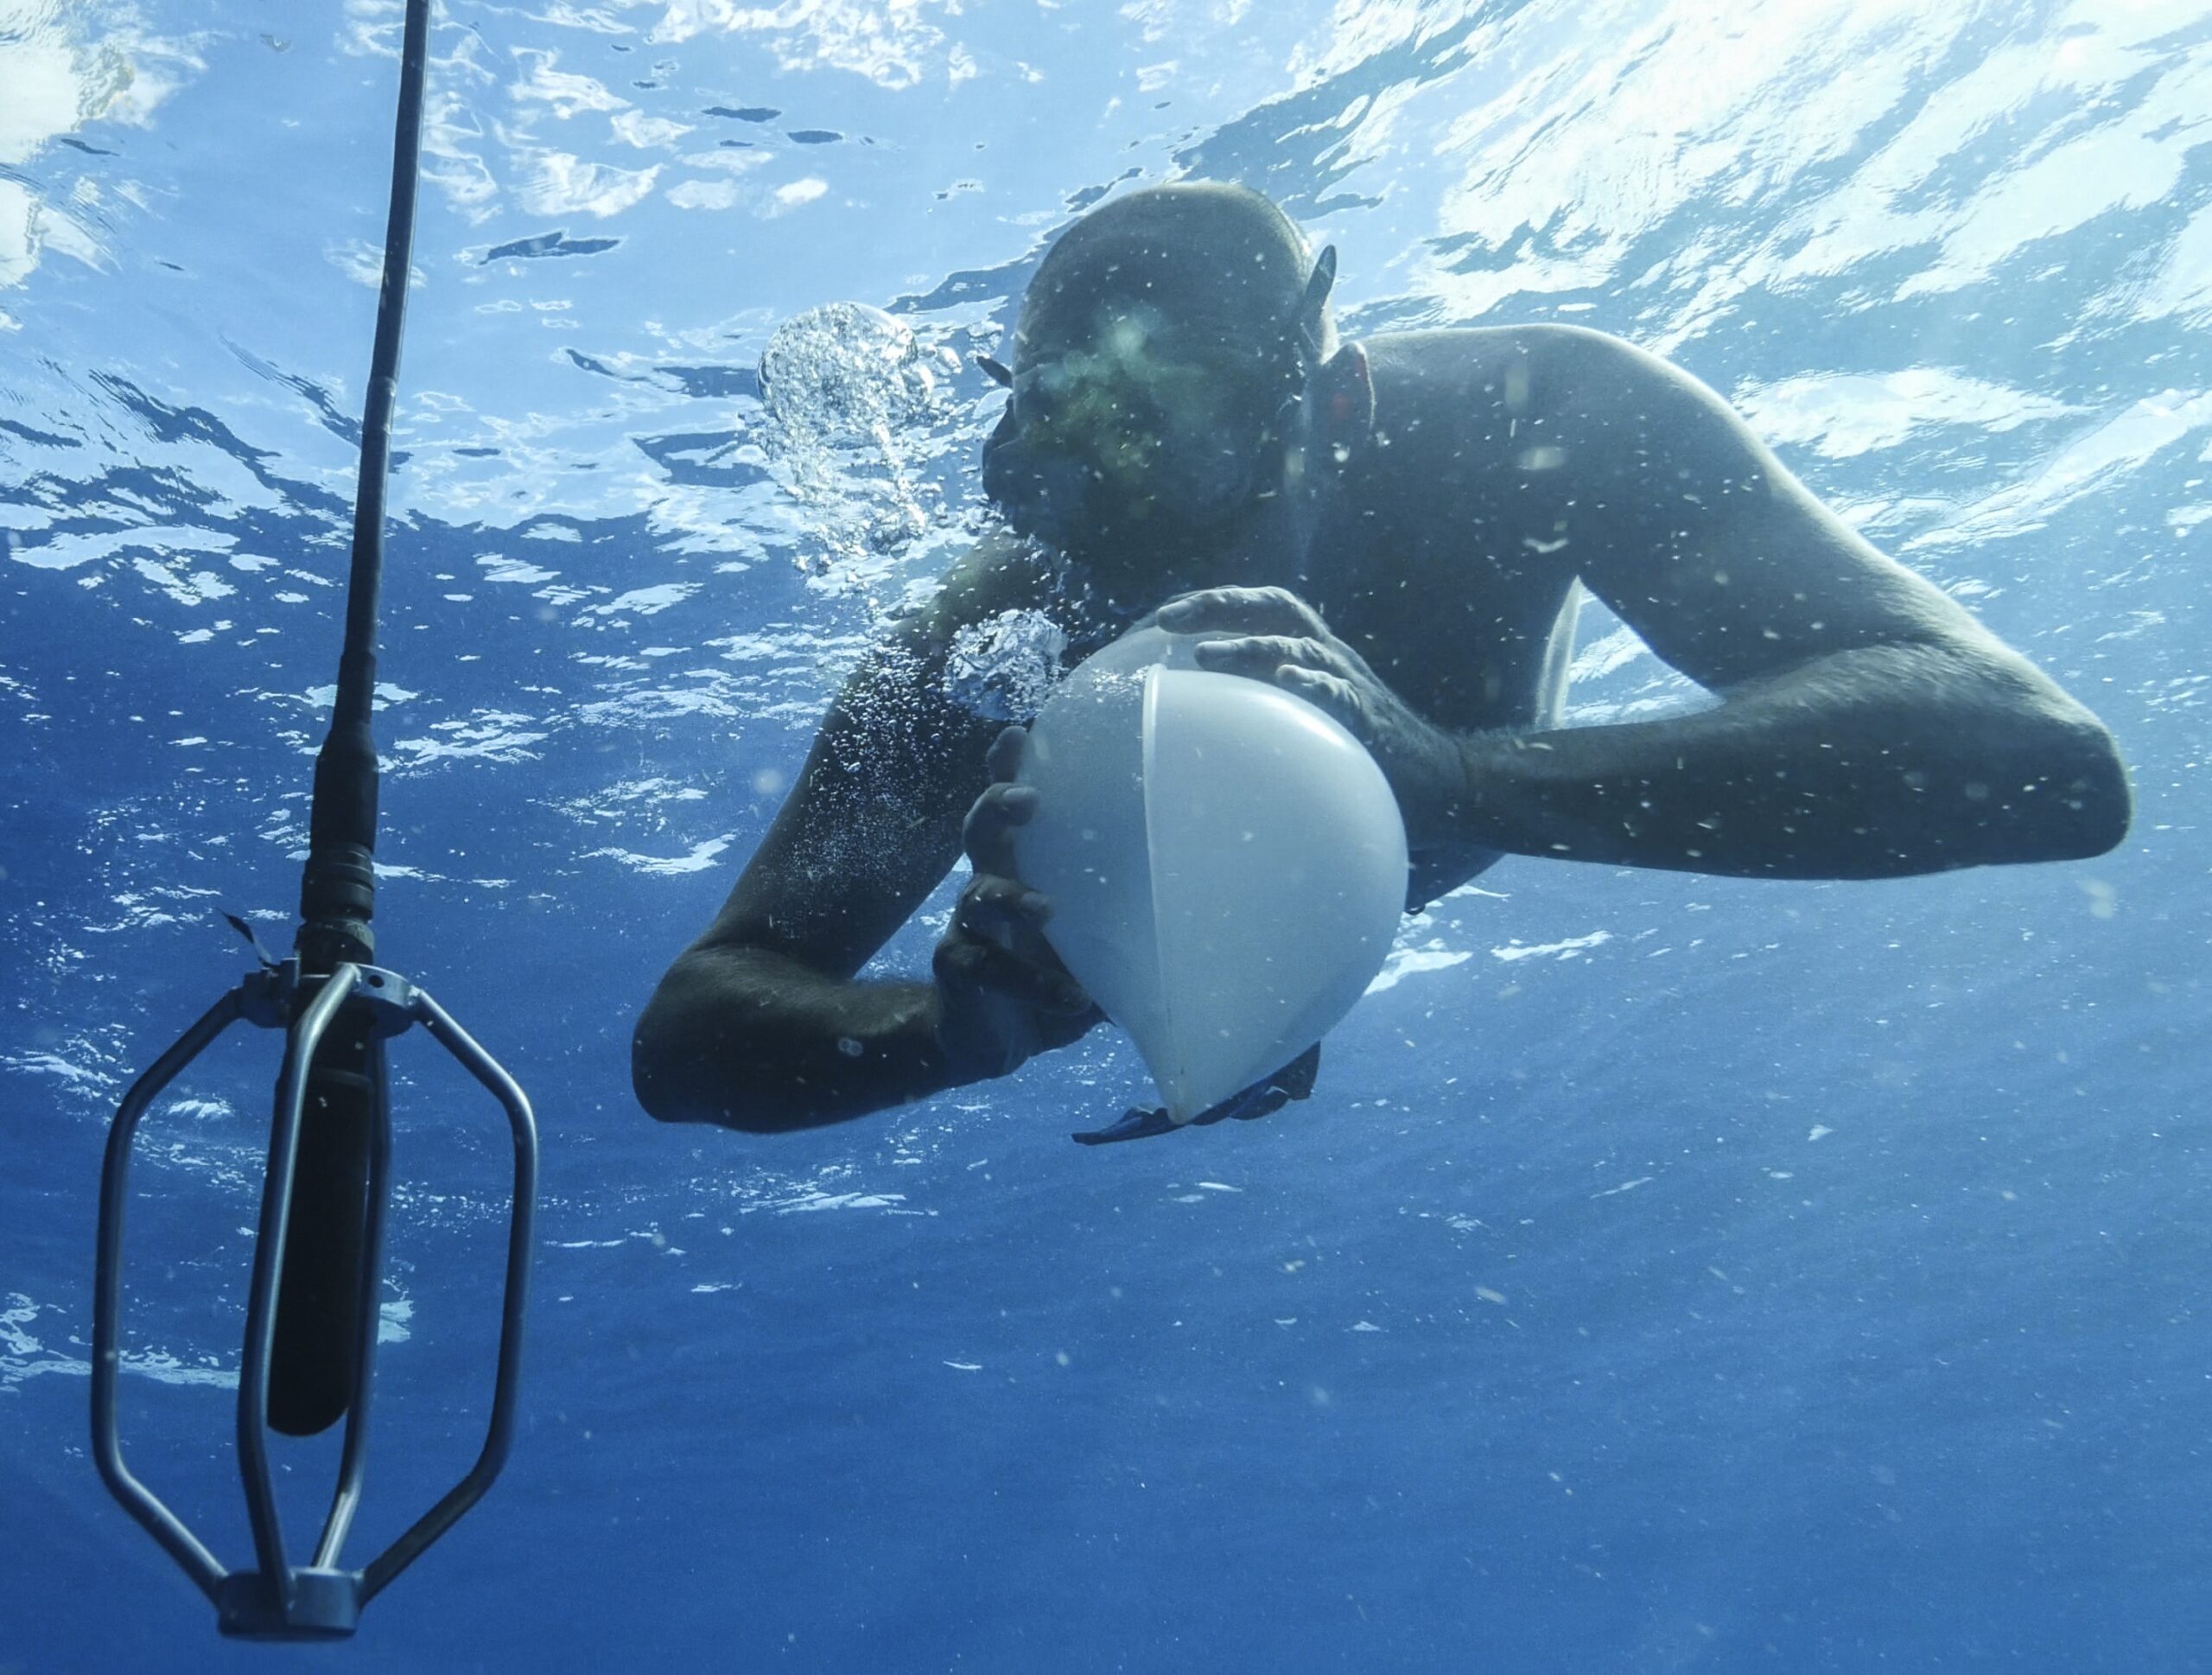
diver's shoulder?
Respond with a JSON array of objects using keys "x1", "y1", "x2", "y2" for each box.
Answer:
[
  {"x1": 1360, "y1": 322, "x2": 1643, "y2": 389},
  {"x1": 889, "y1": 529, "x2": 1066, "y2": 648}
]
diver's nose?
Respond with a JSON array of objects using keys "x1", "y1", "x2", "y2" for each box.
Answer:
[{"x1": 982, "y1": 432, "x2": 1093, "y2": 545}]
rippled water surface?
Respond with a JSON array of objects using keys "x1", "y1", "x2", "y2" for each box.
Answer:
[{"x1": 3, "y1": 1, "x2": 2209, "y2": 1669}]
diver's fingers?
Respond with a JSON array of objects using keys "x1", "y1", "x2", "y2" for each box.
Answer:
[
  {"x1": 953, "y1": 874, "x2": 1052, "y2": 944},
  {"x1": 962, "y1": 780, "x2": 1038, "y2": 876},
  {"x1": 1275, "y1": 666, "x2": 1370, "y2": 738},
  {"x1": 1157, "y1": 584, "x2": 1326, "y2": 639},
  {"x1": 984, "y1": 724, "x2": 1028, "y2": 785},
  {"x1": 932, "y1": 936, "x2": 1090, "y2": 1014},
  {"x1": 1192, "y1": 634, "x2": 1336, "y2": 678}
]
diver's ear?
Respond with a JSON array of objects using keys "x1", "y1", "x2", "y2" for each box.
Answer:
[{"x1": 1315, "y1": 341, "x2": 1373, "y2": 448}]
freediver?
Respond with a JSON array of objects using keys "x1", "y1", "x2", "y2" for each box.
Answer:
[{"x1": 631, "y1": 181, "x2": 2130, "y2": 1136}]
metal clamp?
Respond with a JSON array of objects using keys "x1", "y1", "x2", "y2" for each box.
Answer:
[{"x1": 91, "y1": 961, "x2": 537, "y2": 1639}]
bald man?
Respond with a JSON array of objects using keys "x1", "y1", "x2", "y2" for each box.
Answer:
[{"x1": 632, "y1": 182, "x2": 2128, "y2": 1135}]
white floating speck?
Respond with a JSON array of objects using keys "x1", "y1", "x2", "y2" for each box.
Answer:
[{"x1": 1591, "y1": 1176, "x2": 1652, "y2": 1199}]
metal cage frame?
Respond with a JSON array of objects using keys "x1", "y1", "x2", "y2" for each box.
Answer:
[{"x1": 91, "y1": 961, "x2": 537, "y2": 1639}]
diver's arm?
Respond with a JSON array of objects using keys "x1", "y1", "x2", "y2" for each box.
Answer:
[
  {"x1": 632, "y1": 948, "x2": 952, "y2": 1133},
  {"x1": 1445, "y1": 334, "x2": 2129, "y2": 877},
  {"x1": 1169, "y1": 333, "x2": 2126, "y2": 880},
  {"x1": 1444, "y1": 639, "x2": 2126, "y2": 877},
  {"x1": 631, "y1": 651, "x2": 982, "y2": 1131},
  {"x1": 633, "y1": 544, "x2": 1080, "y2": 1132},
  {"x1": 1198, "y1": 614, "x2": 2129, "y2": 881}
]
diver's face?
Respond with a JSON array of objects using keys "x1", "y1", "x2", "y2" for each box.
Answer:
[{"x1": 981, "y1": 305, "x2": 1303, "y2": 574}]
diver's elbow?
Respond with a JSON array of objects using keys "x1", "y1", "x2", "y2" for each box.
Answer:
[
  {"x1": 632, "y1": 945, "x2": 914, "y2": 1132},
  {"x1": 630, "y1": 989, "x2": 823, "y2": 1134},
  {"x1": 630, "y1": 977, "x2": 741, "y2": 1130},
  {"x1": 630, "y1": 1035, "x2": 795, "y2": 1133},
  {"x1": 630, "y1": 993, "x2": 703, "y2": 1125},
  {"x1": 2031, "y1": 720, "x2": 2131, "y2": 862},
  {"x1": 2060, "y1": 723, "x2": 2130, "y2": 857}
]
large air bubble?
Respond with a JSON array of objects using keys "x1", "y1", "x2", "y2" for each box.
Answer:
[{"x1": 758, "y1": 302, "x2": 957, "y2": 588}]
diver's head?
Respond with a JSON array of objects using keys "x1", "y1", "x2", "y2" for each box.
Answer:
[{"x1": 981, "y1": 182, "x2": 1372, "y2": 583}]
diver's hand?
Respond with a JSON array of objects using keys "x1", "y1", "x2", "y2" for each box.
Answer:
[
  {"x1": 1158, "y1": 586, "x2": 1471, "y2": 840},
  {"x1": 932, "y1": 725, "x2": 1102, "y2": 1081}
]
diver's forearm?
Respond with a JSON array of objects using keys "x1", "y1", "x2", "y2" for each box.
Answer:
[
  {"x1": 632, "y1": 946, "x2": 967, "y2": 1131},
  {"x1": 1434, "y1": 642, "x2": 2128, "y2": 879}
]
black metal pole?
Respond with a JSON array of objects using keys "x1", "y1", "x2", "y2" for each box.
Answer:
[{"x1": 270, "y1": 0, "x2": 432, "y2": 1438}]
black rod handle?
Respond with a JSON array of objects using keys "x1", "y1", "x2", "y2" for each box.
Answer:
[{"x1": 266, "y1": 1009, "x2": 381, "y2": 1438}]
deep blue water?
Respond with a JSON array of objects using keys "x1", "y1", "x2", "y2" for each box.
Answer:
[{"x1": 3, "y1": 1, "x2": 2209, "y2": 1669}]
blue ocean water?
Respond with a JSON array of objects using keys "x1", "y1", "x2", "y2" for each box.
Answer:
[{"x1": 3, "y1": 0, "x2": 2208, "y2": 1669}]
